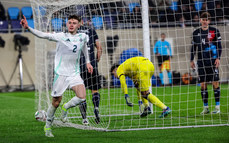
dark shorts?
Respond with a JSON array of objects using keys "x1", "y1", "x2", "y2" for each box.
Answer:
[
  {"x1": 197, "y1": 60, "x2": 220, "y2": 83},
  {"x1": 157, "y1": 55, "x2": 170, "y2": 67},
  {"x1": 80, "y1": 67, "x2": 101, "y2": 90}
]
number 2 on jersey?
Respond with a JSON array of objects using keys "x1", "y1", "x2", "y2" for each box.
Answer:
[{"x1": 73, "y1": 45, "x2": 77, "y2": 53}]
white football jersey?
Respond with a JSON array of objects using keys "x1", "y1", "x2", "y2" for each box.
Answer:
[
  {"x1": 29, "y1": 27, "x2": 89, "y2": 76},
  {"x1": 51, "y1": 32, "x2": 89, "y2": 76}
]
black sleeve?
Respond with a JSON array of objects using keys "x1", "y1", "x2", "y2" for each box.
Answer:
[
  {"x1": 215, "y1": 29, "x2": 222, "y2": 59},
  {"x1": 190, "y1": 31, "x2": 197, "y2": 61}
]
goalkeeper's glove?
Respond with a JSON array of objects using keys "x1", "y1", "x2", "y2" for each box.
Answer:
[{"x1": 125, "y1": 94, "x2": 134, "y2": 107}]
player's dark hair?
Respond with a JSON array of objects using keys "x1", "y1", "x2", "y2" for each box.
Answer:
[
  {"x1": 161, "y1": 33, "x2": 165, "y2": 36},
  {"x1": 68, "y1": 15, "x2": 81, "y2": 22},
  {"x1": 200, "y1": 12, "x2": 211, "y2": 20},
  {"x1": 110, "y1": 64, "x2": 120, "y2": 74}
]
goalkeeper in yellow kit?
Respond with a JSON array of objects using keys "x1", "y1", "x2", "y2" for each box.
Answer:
[{"x1": 111, "y1": 56, "x2": 171, "y2": 118}]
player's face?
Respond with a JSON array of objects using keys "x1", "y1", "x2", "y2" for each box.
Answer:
[
  {"x1": 200, "y1": 18, "x2": 210, "y2": 29},
  {"x1": 67, "y1": 19, "x2": 80, "y2": 34},
  {"x1": 161, "y1": 34, "x2": 165, "y2": 41}
]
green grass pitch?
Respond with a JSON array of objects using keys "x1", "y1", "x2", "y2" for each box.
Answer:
[
  {"x1": 62, "y1": 84, "x2": 229, "y2": 130},
  {"x1": 0, "y1": 84, "x2": 228, "y2": 143}
]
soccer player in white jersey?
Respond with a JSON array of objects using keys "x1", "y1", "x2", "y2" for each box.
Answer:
[{"x1": 20, "y1": 15, "x2": 93, "y2": 137}]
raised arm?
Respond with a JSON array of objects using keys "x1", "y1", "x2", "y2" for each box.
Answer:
[
  {"x1": 28, "y1": 27, "x2": 57, "y2": 40},
  {"x1": 20, "y1": 15, "x2": 29, "y2": 29},
  {"x1": 20, "y1": 15, "x2": 60, "y2": 41}
]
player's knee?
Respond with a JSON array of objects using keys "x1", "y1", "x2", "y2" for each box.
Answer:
[
  {"x1": 212, "y1": 82, "x2": 219, "y2": 89},
  {"x1": 200, "y1": 83, "x2": 207, "y2": 90},
  {"x1": 141, "y1": 91, "x2": 150, "y2": 99},
  {"x1": 75, "y1": 89, "x2": 86, "y2": 99},
  {"x1": 213, "y1": 85, "x2": 219, "y2": 90},
  {"x1": 52, "y1": 101, "x2": 60, "y2": 108},
  {"x1": 52, "y1": 97, "x2": 62, "y2": 108},
  {"x1": 201, "y1": 87, "x2": 206, "y2": 91},
  {"x1": 77, "y1": 93, "x2": 86, "y2": 99}
]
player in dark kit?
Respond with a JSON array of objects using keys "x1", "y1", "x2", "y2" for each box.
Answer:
[
  {"x1": 190, "y1": 12, "x2": 222, "y2": 114},
  {"x1": 78, "y1": 20, "x2": 102, "y2": 124}
]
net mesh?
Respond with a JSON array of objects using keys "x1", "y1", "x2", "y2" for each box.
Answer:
[{"x1": 32, "y1": 0, "x2": 229, "y2": 131}]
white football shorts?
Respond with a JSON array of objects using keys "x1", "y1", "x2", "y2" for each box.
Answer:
[{"x1": 51, "y1": 74, "x2": 84, "y2": 97}]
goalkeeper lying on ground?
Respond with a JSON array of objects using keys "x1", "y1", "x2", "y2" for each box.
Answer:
[{"x1": 111, "y1": 56, "x2": 171, "y2": 118}]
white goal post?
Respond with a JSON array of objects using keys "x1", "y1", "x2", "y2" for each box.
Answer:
[{"x1": 31, "y1": 0, "x2": 229, "y2": 131}]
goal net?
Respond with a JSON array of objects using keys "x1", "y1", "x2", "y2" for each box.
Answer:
[{"x1": 31, "y1": 0, "x2": 229, "y2": 131}]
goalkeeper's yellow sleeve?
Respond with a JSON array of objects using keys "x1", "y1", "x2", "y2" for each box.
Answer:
[{"x1": 119, "y1": 75, "x2": 128, "y2": 95}]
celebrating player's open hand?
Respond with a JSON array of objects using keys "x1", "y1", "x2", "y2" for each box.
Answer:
[
  {"x1": 87, "y1": 63, "x2": 93, "y2": 74},
  {"x1": 20, "y1": 15, "x2": 28, "y2": 29}
]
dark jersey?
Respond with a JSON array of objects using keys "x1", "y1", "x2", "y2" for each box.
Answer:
[
  {"x1": 190, "y1": 26, "x2": 222, "y2": 66},
  {"x1": 78, "y1": 25, "x2": 99, "y2": 70}
]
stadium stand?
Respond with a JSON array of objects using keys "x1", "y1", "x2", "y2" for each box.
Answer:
[
  {"x1": 0, "y1": 21, "x2": 8, "y2": 33},
  {"x1": 128, "y1": 2, "x2": 140, "y2": 13},
  {"x1": 11, "y1": 20, "x2": 22, "y2": 33},
  {"x1": 170, "y1": 1, "x2": 178, "y2": 11},
  {"x1": 27, "y1": 19, "x2": 34, "y2": 29},
  {"x1": 0, "y1": 0, "x2": 228, "y2": 33},
  {"x1": 34, "y1": 6, "x2": 46, "y2": 16},
  {"x1": 51, "y1": 18, "x2": 63, "y2": 32},
  {"x1": 195, "y1": 0, "x2": 203, "y2": 11},
  {"x1": 104, "y1": 13, "x2": 117, "y2": 29},
  {"x1": 0, "y1": 2, "x2": 6, "y2": 20},
  {"x1": 92, "y1": 16, "x2": 103, "y2": 29},
  {"x1": 119, "y1": 48, "x2": 142, "y2": 64},
  {"x1": 21, "y1": 6, "x2": 33, "y2": 19},
  {"x1": 8, "y1": 7, "x2": 20, "y2": 20}
]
